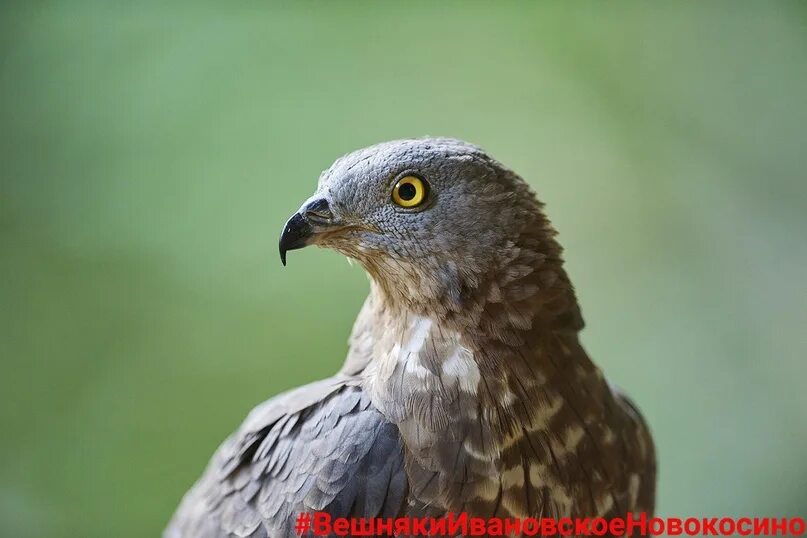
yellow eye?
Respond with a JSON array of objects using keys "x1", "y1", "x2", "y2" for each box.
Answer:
[{"x1": 392, "y1": 176, "x2": 428, "y2": 208}]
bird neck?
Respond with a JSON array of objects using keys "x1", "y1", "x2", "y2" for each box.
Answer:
[
  {"x1": 365, "y1": 210, "x2": 585, "y2": 342},
  {"x1": 344, "y1": 211, "x2": 595, "y2": 421},
  {"x1": 349, "y1": 211, "x2": 593, "y2": 410}
]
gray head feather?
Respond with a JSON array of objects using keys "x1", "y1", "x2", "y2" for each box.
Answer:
[{"x1": 294, "y1": 137, "x2": 550, "y2": 314}]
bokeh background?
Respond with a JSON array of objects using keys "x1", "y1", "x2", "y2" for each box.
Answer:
[{"x1": 2, "y1": 1, "x2": 806, "y2": 536}]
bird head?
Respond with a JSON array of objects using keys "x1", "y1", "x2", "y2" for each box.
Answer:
[{"x1": 280, "y1": 138, "x2": 566, "y2": 318}]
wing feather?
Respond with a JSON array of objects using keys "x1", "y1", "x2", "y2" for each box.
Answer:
[{"x1": 165, "y1": 377, "x2": 407, "y2": 538}]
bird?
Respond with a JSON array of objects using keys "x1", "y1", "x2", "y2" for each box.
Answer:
[{"x1": 165, "y1": 138, "x2": 656, "y2": 538}]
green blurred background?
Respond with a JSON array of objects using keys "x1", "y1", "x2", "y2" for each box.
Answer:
[{"x1": 2, "y1": 1, "x2": 806, "y2": 536}]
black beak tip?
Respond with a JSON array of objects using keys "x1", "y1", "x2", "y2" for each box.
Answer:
[{"x1": 278, "y1": 212, "x2": 312, "y2": 266}]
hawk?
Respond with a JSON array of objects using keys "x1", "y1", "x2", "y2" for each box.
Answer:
[{"x1": 165, "y1": 138, "x2": 656, "y2": 537}]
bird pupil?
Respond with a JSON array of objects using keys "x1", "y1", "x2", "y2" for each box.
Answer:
[{"x1": 399, "y1": 182, "x2": 417, "y2": 200}]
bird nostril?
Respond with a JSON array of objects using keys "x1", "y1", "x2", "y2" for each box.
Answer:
[{"x1": 302, "y1": 198, "x2": 333, "y2": 223}]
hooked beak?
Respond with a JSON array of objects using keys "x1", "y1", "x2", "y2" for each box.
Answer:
[
  {"x1": 278, "y1": 197, "x2": 333, "y2": 266},
  {"x1": 278, "y1": 213, "x2": 312, "y2": 266}
]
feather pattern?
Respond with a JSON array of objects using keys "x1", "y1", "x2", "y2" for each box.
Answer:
[{"x1": 165, "y1": 380, "x2": 407, "y2": 538}]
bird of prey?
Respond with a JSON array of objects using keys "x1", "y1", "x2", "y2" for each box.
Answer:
[{"x1": 165, "y1": 138, "x2": 656, "y2": 537}]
